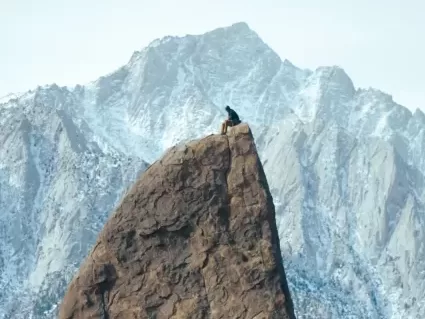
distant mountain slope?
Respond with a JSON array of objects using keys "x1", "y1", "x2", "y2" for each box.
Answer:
[{"x1": 0, "y1": 22, "x2": 424, "y2": 318}]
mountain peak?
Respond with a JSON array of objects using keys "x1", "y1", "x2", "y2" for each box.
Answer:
[
  {"x1": 144, "y1": 21, "x2": 256, "y2": 49},
  {"x1": 59, "y1": 123, "x2": 296, "y2": 319},
  {"x1": 206, "y1": 21, "x2": 262, "y2": 43},
  {"x1": 223, "y1": 21, "x2": 252, "y2": 33},
  {"x1": 412, "y1": 108, "x2": 425, "y2": 125},
  {"x1": 312, "y1": 65, "x2": 356, "y2": 96},
  {"x1": 315, "y1": 65, "x2": 351, "y2": 82}
]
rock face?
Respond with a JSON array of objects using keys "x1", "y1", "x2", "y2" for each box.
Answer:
[{"x1": 59, "y1": 123, "x2": 295, "y2": 319}]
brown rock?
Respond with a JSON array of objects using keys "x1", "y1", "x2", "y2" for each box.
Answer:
[{"x1": 59, "y1": 123, "x2": 296, "y2": 319}]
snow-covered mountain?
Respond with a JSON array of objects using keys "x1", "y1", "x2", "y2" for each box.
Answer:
[
  {"x1": 262, "y1": 66, "x2": 425, "y2": 318},
  {"x1": 0, "y1": 88, "x2": 148, "y2": 317},
  {"x1": 0, "y1": 22, "x2": 424, "y2": 318}
]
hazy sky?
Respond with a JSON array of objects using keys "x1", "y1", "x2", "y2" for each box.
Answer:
[{"x1": 1, "y1": 0, "x2": 424, "y2": 110}]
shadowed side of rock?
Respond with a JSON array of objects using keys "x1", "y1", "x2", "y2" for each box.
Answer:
[{"x1": 59, "y1": 123, "x2": 296, "y2": 319}]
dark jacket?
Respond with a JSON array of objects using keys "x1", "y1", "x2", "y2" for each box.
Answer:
[{"x1": 226, "y1": 107, "x2": 241, "y2": 125}]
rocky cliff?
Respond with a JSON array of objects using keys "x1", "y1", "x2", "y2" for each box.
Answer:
[{"x1": 59, "y1": 123, "x2": 295, "y2": 319}]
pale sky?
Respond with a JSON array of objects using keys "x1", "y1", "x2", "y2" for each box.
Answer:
[{"x1": 1, "y1": 0, "x2": 424, "y2": 110}]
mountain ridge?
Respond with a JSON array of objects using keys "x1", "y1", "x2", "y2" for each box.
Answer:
[
  {"x1": 2, "y1": 22, "x2": 421, "y2": 119},
  {"x1": 0, "y1": 21, "x2": 424, "y2": 318}
]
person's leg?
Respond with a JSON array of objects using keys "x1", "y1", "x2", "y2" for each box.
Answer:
[
  {"x1": 221, "y1": 121, "x2": 226, "y2": 134},
  {"x1": 224, "y1": 120, "x2": 232, "y2": 134},
  {"x1": 226, "y1": 120, "x2": 233, "y2": 133}
]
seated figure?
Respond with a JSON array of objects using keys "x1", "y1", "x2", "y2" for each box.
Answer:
[{"x1": 221, "y1": 105, "x2": 241, "y2": 134}]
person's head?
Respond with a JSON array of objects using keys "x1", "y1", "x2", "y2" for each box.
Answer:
[{"x1": 225, "y1": 105, "x2": 230, "y2": 111}]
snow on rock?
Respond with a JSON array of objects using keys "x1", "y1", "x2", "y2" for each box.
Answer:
[{"x1": 0, "y1": 21, "x2": 424, "y2": 319}]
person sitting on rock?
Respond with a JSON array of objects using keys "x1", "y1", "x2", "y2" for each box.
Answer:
[{"x1": 221, "y1": 105, "x2": 241, "y2": 134}]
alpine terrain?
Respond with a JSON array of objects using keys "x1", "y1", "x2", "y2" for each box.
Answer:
[{"x1": 0, "y1": 22, "x2": 424, "y2": 318}]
